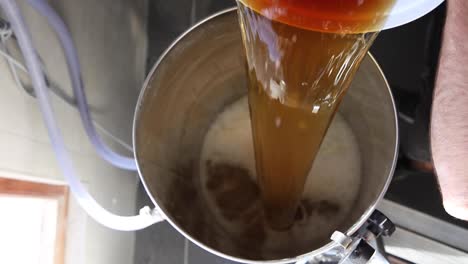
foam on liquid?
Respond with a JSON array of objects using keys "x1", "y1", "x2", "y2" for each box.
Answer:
[{"x1": 200, "y1": 97, "x2": 361, "y2": 257}]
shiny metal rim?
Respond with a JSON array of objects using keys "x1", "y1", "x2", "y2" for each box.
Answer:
[{"x1": 132, "y1": 7, "x2": 399, "y2": 264}]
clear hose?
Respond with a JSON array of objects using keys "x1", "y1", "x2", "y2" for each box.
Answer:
[
  {"x1": 26, "y1": 0, "x2": 137, "y2": 170},
  {"x1": 0, "y1": 0, "x2": 162, "y2": 231}
]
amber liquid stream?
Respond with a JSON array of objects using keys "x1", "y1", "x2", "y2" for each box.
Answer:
[{"x1": 237, "y1": 0, "x2": 395, "y2": 229}]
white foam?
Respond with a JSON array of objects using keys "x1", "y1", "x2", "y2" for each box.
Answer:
[{"x1": 199, "y1": 96, "x2": 361, "y2": 256}]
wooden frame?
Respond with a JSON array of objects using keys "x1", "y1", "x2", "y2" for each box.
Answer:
[{"x1": 0, "y1": 177, "x2": 69, "y2": 264}]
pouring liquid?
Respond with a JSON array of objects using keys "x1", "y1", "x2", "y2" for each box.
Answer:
[{"x1": 237, "y1": 0, "x2": 395, "y2": 230}]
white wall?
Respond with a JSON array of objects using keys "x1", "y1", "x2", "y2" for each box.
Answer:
[{"x1": 0, "y1": 0, "x2": 148, "y2": 263}]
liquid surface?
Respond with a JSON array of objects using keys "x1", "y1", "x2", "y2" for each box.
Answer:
[
  {"x1": 200, "y1": 97, "x2": 361, "y2": 257},
  {"x1": 237, "y1": 0, "x2": 394, "y2": 229}
]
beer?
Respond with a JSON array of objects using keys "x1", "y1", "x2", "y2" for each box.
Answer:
[{"x1": 237, "y1": 0, "x2": 395, "y2": 229}]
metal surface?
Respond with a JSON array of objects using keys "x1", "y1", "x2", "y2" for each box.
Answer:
[
  {"x1": 133, "y1": 8, "x2": 398, "y2": 264},
  {"x1": 383, "y1": 226, "x2": 468, "y2": 264},
  {"x1": 332, "y1": 211, "x2": 395, "y2": 264},
  {"x1": 378, "y1": 199, "x2": 468, "y2": 252},
  {"x1": 378, "y1": 199, "x2": 468, "y2": 263}
]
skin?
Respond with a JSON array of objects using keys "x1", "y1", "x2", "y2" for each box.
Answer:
[{"x1": 431, "y1": 0, "x2": 468, "y2": 220}]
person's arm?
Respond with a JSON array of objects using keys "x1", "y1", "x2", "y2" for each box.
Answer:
[{"x1": 431, "y1": 0, "x2": 468, "y2": 220}]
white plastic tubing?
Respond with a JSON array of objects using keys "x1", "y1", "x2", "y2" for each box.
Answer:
[
  {"x1": 0, "y1": 0, "x2": 162, "y2": 231},
  {"x1": 27, "y1": 0, "x2": 137, "y2": 171}
]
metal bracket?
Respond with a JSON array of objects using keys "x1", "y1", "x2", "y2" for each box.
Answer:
[
  {"x1": 366, "y1": 210, "x2": 396, "y2": 238},
  {"x1": 329, "y1": 210, "x2": 395, "y2": 264}
]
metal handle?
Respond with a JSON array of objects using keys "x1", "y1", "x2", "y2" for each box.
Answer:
[
  {"x1": 335, "y1": 210, "x2": 395, "y2": 264},
  {"x1": 296, "y1": 210, "x2": 395, "y2": 264},
  {"x1": 339, "y1": 239, "x2": 389, "y2": 264}
]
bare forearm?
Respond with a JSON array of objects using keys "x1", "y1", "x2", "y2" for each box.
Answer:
[{"x1": 432, "y1": 0, "x2": 468, "y2": 219}]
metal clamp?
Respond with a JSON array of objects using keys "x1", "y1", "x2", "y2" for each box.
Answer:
[{"x1": 330, "y1": 210, "x2": 395, "y2": 264}]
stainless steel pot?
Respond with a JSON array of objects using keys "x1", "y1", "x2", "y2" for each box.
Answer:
[{"x1": 133, "y1": 8, "x2": 398, "y2": 264}]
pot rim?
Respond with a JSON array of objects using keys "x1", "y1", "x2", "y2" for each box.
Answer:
[{"x1": 132, "y1": 7, "x2": 399, "y2": 264}]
